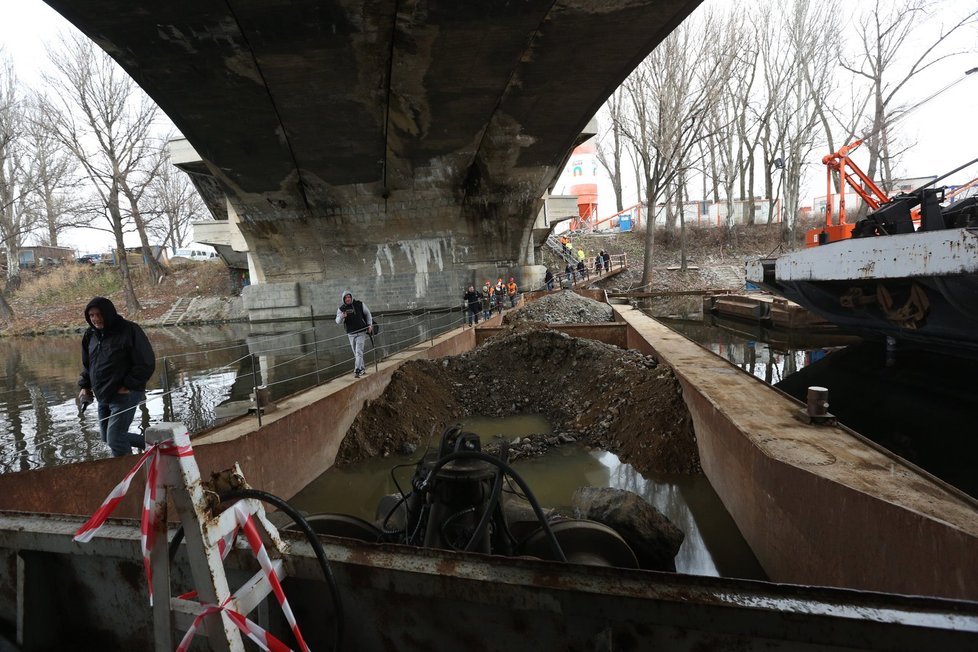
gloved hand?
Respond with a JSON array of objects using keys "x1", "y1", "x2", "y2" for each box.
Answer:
[{"x1": 78, "y1": 389, "x2": 94, "y2": 416}]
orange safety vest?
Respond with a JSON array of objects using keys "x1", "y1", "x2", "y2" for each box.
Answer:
[{"x1": 507, "y1": 281, "x2": 517, "y2": 296}]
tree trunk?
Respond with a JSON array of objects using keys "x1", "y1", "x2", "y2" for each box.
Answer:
[
  {"x1": 746, "y1": 154, "x2": 756, "y2": 226},
  {"x1": 122, "y1": 184, "x2": 166, "y2": 282},
  {"x1": 45, "y1": 189, "x2": 59, "y2": 247},
  {"x1": 0, "y1": 288, "x2": 13, "y2": 320},
  {"x1": 641, "y1": 167, "x2": 657, "y2": 288},
  {"x1": 108, "y1": 188, "x2": 140, "y2": 313},
  {"x1": 678, "y1": 175, "x2": 687, "y2": 271},
  {"x1": 663, "y1": 198, "x2": 675, "y2": 245}
]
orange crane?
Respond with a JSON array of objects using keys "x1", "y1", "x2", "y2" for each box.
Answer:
[
  {"x1": 806, "y1": 67, "x2": 977, "y2": 248},
  {"x1": 809, "y1": 139, "x2": 890, "y2": 247}
]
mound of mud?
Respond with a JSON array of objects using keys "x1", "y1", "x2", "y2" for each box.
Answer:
[
  {"x1": 504, "y1": 291, "x2": 613, "y2": 324},
  {"x1": 338, "y1": 328, "x2": 699, "y2": 476}
]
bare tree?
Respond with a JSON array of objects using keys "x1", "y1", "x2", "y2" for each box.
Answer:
[
  {"x1": 120, "y1": 145, "x2": 167, "y2": 282},
  {"x1": 595, "y1": 89, "x2": 627, "y2": 214},
  {"x1": 764, "y1": 0, "x2": 837, "y2": 244},
  {"x1": 702, "y1": 10, "x2": 750, "y2": 235},
  {"x1": 617, "y1": 17, "x2": 732, "y2": 286},
  {"x1": 841, "y1": 0, "x2": 978, "y2": 188},
  {"x1": 23, "y1": 96, "x2": 83, "y2": 247},
  {"x1": 0, "y1": 54, "x2": 39, "y2": 319},
  {"x1": 41, "y1": 33, "x2": 161, "y2": 313},
  {"x1": 146, "y1": 158, "x2": 206, "y2": 252},
  {"x1": 729, "y1": 12, "x2": 763, "y2": 227}
]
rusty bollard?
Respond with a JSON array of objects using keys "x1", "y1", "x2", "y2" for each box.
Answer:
[
  {"x1": 796, "y1": 385, "x2": 835, "y2": 426},
  {"x1": 807, "y1": 386, "x2": 829, "y2": 417}
]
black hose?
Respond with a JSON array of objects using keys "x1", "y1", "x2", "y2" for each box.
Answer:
[
  {"x1": 440, "y1": 507, "x2": 478, "y2": 550},
  {"x1": 379, "y1": 491, "x2": 410, "y2": 539},
  {"x1": 463, "y1": 468, "x2": 503, "y2": 552},
  {"x1": 168, "y1": 525, "x2": 184, "y2": 561},
  {"x1": 420, "y1": 451, "x2": 567, "y2": 562},
  {"x1": 220, "y1": 489, "x2": 344, "y2": 652},
  {"x1": 463, "y1": 443, "x2": 508, "y2": 553}
]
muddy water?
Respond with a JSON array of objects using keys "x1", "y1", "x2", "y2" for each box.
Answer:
[
  {"x1": 462, "y1": 413, "x2": 551, "y2": 438},
  {"x1": 290, "y1": 415, "x2": 766, "y2": 580}
]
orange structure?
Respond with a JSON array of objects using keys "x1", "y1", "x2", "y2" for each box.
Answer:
[
  {"x1": 807, "y1": 139, "x2": 886, "y2": 247},
  {"x1": 567, "y1": 140, "x2": 599, "y2": 230}
]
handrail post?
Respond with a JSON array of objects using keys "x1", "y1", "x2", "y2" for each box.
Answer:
[
  {"x1": 160, "y1": 356, "x2": 172, "y2": 423},
  {"x1": 251, "y1": 354, "x2": 262, "y2": 427},
  {"x1": 311, "y1": 315, "x2": 321, "y2": 384}
]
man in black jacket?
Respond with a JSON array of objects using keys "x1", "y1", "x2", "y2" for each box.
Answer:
[
  {"x1": 463, "y1": 285, "x2": 481, "y2": 326},
  {"x1": 77, "y1": 297, "x2": 156, "y2": 456},
  {"x1": 335, "y1": 290, "x2": 373, "y2": 378}
]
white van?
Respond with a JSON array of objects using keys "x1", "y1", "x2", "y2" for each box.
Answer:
[{"x1": 174, "y1": 247, "x2": 219, "y2": 261}]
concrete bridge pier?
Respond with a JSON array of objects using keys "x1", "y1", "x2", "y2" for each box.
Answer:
[
  {"x1": 171, "y1": 137, "x2": 559, "y2": 321},
  {"x1": 236, "y1": 193, "x2": 549, "y2": 321}
]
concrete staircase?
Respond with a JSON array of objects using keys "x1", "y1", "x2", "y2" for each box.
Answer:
[
  {"x1": 710, "y1": 264, "x2": 746, "y2": 290},
  {"x1": 159, "y1": 297, "x2": 193, "y2": 326}
]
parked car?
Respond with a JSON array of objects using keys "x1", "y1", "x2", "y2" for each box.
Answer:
[
  {"x1": 76, "y1": 254, "x2": 102, "y2": 265},
  {"x1": 173, "y1": 248, "x2": 219, "y2": 261}
]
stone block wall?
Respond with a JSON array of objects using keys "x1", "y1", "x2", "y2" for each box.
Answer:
[
  {"x1": 242, "y1": 282, "x2": 312, "y2": 322},
  {"x1": 238, "y1": 194, "x2": 549, "y2": 319}
]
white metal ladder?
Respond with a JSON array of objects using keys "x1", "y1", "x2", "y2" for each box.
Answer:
[{"x1": 146, "y1": 423, "x2": 293, "y2": 652}]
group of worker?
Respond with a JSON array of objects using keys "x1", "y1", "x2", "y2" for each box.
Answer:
[{"x1": 464, "y1": 277, "x2": 519, "y2": 325}]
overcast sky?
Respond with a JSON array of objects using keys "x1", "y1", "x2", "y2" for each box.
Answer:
[{"x1": 2, "y1": 0, "x2": 977, "y2": 250}]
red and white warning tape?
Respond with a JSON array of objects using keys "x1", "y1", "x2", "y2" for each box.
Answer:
[
  {"x1": 73, "y1": 434, "x2": 193, "y2": 606},
  {"x1": 176, "y1": 597, "x2": 295, "y2": 652},
  {"x1": 233, "y1": 501, "x2": 310, "y2": 652},
  {"x1": 73, "y1": 432, "x2": 311, "y2": 651}
]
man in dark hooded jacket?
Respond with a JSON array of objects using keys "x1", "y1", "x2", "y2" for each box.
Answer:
[
  {"x1": 335, "y1": 290, "x2": 373, "y2": 378},
  {"x1": 77, "y1": 297, "x2": 156, "y2": 456}
]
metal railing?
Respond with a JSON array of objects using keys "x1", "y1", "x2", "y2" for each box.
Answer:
[{"x1": 1, "y1": 255, "x2": 629, "y2": 470}]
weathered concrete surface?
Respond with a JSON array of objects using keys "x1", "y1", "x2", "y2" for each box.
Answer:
[
  {"x1": 615, "y1": 303, "x2": 978, "y2": 601},
  {"x1": 45, "y1": 0, "x2": 701, "y2": 310}
]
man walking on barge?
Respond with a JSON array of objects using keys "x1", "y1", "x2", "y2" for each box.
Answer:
[{"x1": 336, "y1": 290, "x2": 374, "y2": 378}]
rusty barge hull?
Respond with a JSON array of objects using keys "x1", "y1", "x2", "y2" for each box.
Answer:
[
  {"x1": 0, "y1": 293, "x2": 977, "y2": 648},
  {"x1": 745, "y1": 227, "x2": 978, "y2": 354},
  {"x1": 2, "y1": 511, "x2": 977, "y2": 651}
]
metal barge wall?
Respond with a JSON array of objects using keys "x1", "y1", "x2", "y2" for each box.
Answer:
[
  {"x1": 2, "y1": 510, "x2": 976, "y2": 651},
  {"x1": 0, "y1": 295, "x2": 976, "y2": 603},
  {"x1": 615, "y1": 303, "x2": 978, "y2": 601}
]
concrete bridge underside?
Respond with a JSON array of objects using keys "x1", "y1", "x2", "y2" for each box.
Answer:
[{"x1": 47, "y1": 0, "x2": 700, "y2": 314}]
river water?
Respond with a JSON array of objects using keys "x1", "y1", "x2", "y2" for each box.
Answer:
[
  {"x1": 4, "y1": 305, "x2": 970, "y2": 581},
  {"x1": 0, "y1": 312, "x2": 462, "y2": 473}
]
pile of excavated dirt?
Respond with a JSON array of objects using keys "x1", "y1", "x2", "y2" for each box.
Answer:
[
  {"x1": 338, "y1": 327, "x2": 700, "y2": 477},
  {"x1": 504, "y1": 290, "x2": 613, "y2": 324}
]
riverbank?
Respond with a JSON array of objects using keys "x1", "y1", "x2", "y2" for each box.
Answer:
[
  {"x1": 0, "y1": 225, "x2": 791, "y2": 337},
  {"x1": 0, "y1": 260, "x2": 244, "y2": 336}
]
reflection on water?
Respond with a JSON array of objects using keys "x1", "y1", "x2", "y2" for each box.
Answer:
[
  {"x1": 511, "y1": 446, "x2": 765, "y2": 579},
  {"x1": 642, "y1": 301, "x2": 978, "y2": 499},
  {"x1": 289, "y1": 453, "x2": 420, "y2": 525},
  {"x1": 0, "y1": 312, "x2": 462, "y2": 473},
  {"x1": 290, "y1": 441, "x2": 766, "y2": 580},
  {"x1": 462, "y1": 413, "x2": 551, "y2": 439},
  {"x1": 638, "y1": 295, "x2": 861, "y2": 383}
]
